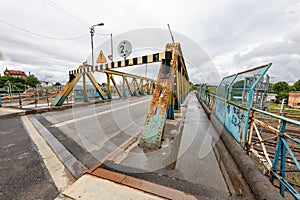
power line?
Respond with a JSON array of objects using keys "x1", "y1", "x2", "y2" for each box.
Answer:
[
  {"x1": 41, "y1": 0, "x2": 88, "y2": 26},
  {"x1": 0, "y1": 18, "x2": 88, "y2": 40},
  {"x1": 40, "y1": 0, "x2": 109, "y2": 41}
]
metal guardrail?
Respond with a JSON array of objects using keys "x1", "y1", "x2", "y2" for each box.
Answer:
[
  {"x1": 0, "y1": 91, "x2": 62, "y2": 108},
  {"x1": 250, "y1": 107, "x2": 300, "y2": 199},
  {"x1": 197, "y1": 91, "x2": 300, "y2": 199}
]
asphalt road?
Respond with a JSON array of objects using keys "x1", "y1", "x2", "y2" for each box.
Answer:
[
  {"x1": 0, "y1": 116, "x2": 58, "y2": 200},
  {"x1": 32, "y1": 96, "x2": 152, "y2": 168}
]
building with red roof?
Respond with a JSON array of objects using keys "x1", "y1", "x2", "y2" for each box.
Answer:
[{"x1": 3, "y1": 68, "x2": 27, "y2": 80}]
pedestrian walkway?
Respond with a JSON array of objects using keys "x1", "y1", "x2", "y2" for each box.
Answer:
[{"x1": 58, "y1": 174, "x2": 165, "y2": 200}]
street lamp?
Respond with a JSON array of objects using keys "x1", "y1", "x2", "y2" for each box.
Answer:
[{"x1": 90, "y1": 23, "x2": 104, "y2": 67}]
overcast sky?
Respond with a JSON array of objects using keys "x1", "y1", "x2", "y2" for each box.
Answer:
[{"x1": 0, "y1": 0, "x2": 299, "y2": 85}]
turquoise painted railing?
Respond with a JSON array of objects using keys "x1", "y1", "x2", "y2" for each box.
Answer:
[{"x1": 197, "y1": 91, "x2": 300, "y2": 199}]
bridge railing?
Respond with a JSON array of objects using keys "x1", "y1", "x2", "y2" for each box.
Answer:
[
  {"x1": 197, "y1": 90, "x2": 300, "y2": 199},
  {"x1": 0, "y1": 89, "x2": 63, "y2": 108},
  {"x1": 250, "y1": 107, "x2": 300, "y2": 199}
]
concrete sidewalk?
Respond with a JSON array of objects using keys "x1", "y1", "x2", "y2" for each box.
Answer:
[
  {"x1": 0, "y1": 107, "x2": 25, "y2": 118},
  {"x1": 56, "y1": 174, "x2": 164, "y2": 200}
]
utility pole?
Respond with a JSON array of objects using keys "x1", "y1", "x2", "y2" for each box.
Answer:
[
  {"x1": 167, "y1": 24, "x2": 175, "y2": 43},
  {"x1": 90, "y1": 23, "x2": 104, "y2": 67},
  {"x1": 110, "y1": 33, "x2": 113, "y2": 62}
]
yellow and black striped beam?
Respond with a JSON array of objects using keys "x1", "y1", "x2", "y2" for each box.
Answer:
[{"x1": 69, "y1": 52, "x2": 170, "y2": 75}]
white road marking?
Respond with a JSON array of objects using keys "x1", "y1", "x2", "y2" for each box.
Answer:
[{"x1": 52, "y1": 98, "x2": 151, "y2": 128}]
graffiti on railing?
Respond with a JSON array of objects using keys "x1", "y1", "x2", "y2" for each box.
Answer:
[
  {"x1": 230, "y1": 106, "x2": 243, "y2": 133},
  {"x1": 214, "y1": 63, "x2": 271, "y2": 147}
]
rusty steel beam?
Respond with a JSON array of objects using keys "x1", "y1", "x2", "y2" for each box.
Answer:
[{"x1": 140, "y1": 43, "x2": 189, "y2": 150}]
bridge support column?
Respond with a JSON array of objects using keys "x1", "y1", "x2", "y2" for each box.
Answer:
[
  {"x1": 110, "y1": 75, "x2": 122, "y2": 98},
  {"x1": 82, "y1": 73, "x2": 89, "y2": 102},
  {"x1": 122, "y1": 76, "x2": 127, "y2": 97},
  {"x1": 124, "y1": 77, "x2": 133, "y2": 96},
  {"x1": 86, "y1": 72, "x2": 106, "y2": 100},
  {"x1": 140, "y1": 43, "x2": 189, "y2": 151},
  {"x1": 52, "y1": 72, "x2": 83, "y2": 106},
  {"x1": 167, "y1": 92, "x2": 175, "y2": 119},
  {"x1": 106, "y1": 73, "x2": 112, "y2": 99},
  {"x1": 132, "y1": 78, "x2": 138, "y2": 96},
  {"x1": 139, "y1": 80, "x2": 144, "y2": 95}
]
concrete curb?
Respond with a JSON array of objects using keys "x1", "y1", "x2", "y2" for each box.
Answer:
[
  {"x1": 0, "y1": 112, "x2": 21, "y2": 119},
  {"x1": 196, "y1": 96, "x2": 283, "y2": 200},
  {"x1": 28, "y1": 116, "x2": 87, "y2": 179},
  {"x1": 0, "y1": 107, "x2": 26, "y2": 119}
]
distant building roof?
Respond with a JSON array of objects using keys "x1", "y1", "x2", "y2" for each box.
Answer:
[{"x1": 3, "y1": 68, "x2": 26, "y2": 76}]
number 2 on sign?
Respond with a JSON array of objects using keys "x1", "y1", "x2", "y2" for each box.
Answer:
[{"x1": 120, "y1": 45, "x2": 125, "y2": 53}]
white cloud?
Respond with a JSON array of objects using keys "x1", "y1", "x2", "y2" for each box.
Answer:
[{"x1": 0, "y1": 0, "x2": 299, "y2": 85}]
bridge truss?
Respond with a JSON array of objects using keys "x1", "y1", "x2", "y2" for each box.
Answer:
[{"x1": 52, "y1": 43, "x2": 189, "y2": 150}]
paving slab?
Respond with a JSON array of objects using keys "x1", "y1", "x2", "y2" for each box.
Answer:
[{"x1": 62, "y1": 174, "x2": 164, "y2": 200}]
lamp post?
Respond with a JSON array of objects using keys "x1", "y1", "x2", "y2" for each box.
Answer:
[
  {"x1": 90, "y1": 23, "x2": 104, "y2": 67},
  {"x1": 110, "y1": 33, "x2": 113, "y2": 62}
]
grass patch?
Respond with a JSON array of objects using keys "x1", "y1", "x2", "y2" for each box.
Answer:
[
  {"x1": 265, "y1": 103, "x2": 300, "y2": 114},
  {"x1": 293, "y1": 178, "x2": 300, "y2": 185}
]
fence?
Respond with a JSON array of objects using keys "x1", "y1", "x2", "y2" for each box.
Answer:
[
  {"x1": 0, "y1": 88, "x2": 63, "y2": 108},
  {"x1": 197, "y1": 64, "x2": 300, "y2": 198},
  {"x1": 215, "y1": 64, "x2": 271, "y2": 147}
]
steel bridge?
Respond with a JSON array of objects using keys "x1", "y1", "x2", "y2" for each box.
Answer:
[{"x1": 45, "y1": 42, "x2": 300, "y2": 199}]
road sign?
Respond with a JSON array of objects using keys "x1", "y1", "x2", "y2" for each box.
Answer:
[
  {"x1": 97, "y1": 50, "x2": 107, "y2": 63},
  {"x1": 118, "y1": 40, "x2": 132, "y2": 58}
]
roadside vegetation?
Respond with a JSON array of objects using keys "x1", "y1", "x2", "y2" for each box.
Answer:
[
  {"x1": 193, "y1": 79, "x2": 300, "y2": 114},
  {"x1": 0, "y1": 74, "x2": 40, "y2": 91}
]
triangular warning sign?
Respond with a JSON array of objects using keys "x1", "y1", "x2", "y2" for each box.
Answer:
[{"x1": 96, "y1": 50, "x2": 107, "y2": 63}]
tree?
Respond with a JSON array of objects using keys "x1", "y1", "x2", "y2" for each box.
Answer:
[
  {"x1": 273, "y1": 81, "x2": 289, "y2": 94},
  {"x1": 276, "y1": 92, "x2": 289, "y2": 103},
  {"x1": 0, "y1": 76, "x2": 26, "y2": 91},
  {"x1": 268, "y1": 83, "x2": 274, "y2": 93},
  {"x1": 293, "y1": 80, "x2": 300, "y2": 91},
  {"x1": 0, "y1": 76, "x2": 12, "y2": 88},
  {"x1": 289, "y1": 85, "x2": 297, "y2": 92},
  {"x1": 191, "y1": 85, "x2": 197, "y2": 90},
  {"x1": 230, "y1": 80, "x2": 245, "y2": 97},
  {"x1": 54, "y1": 82, "x2": 61, "y2": 86},
  {"x1": 26, "y1": 75, "x2": 40, "y2": 88},
  {"x1": 232, "y1": 80, "x2": 245, "y2": 89}
]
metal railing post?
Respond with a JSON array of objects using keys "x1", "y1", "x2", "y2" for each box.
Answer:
[
  {"x1": 19, "y1": 91, "x2": 22, "y2": 108},
  {"x1": 46, "y1": 89, "x2": 49, "y2": 106},
  {"x1": 34, "y1": 89, "x2": 37, "y2": 107}
]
